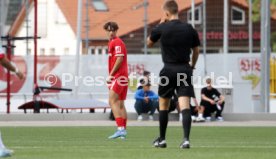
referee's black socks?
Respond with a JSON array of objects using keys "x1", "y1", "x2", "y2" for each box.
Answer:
[
  {"x1": 181, "y1": 109, "x2": 191, "y2": 141},
  {"x1": 159, "y1": 110, "x2": 168, "y2": 140}
]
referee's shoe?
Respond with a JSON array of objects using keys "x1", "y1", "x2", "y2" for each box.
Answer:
[
  {"x1": 179, "y1": 140, "x2": 190, "y2": 149},
  {"x1": 152, "y1": 137, "x2": 167, "y2": 148}
]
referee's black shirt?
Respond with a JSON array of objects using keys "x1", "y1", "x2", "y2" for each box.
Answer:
[{"x1": 150, "y1": 19, "x2": 200, "y2": 64}]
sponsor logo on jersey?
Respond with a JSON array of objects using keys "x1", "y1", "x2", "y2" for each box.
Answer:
[{"x1": 115, "y1": 46, "x2": 121, "y2": 54}]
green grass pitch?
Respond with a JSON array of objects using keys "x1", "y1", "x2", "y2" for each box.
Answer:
[{"x1": 1, "y1": 126, "x2": 276, "y2": 159}]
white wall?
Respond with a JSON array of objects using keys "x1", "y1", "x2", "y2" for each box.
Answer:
[
  {"x1": 14, "y1": 0, "x2": 77, "y2": 56},
  {"x1": 1, "y1": 54, "x2": 270, "y2": 113}
]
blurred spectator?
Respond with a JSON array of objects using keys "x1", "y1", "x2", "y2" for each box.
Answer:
[
  {"x1": 157, "y1": 89, "x2": 204, "y2": 122},
  {"x1": 134, "y1": 83, "x2": 158, "y2": 121},
  {"x1": 174, "y1": 90, "x2": 204, "y2": 122},
  {"x1": 188, "y1": 90, "x2": 205, "y2": 122},
  {"x1": 200, "y1": 78, "x2": 225, "y2": 121},
  {"x1": 156, "y1": 90, "x2": 178, "y2": 115},
  {"x1": 190, "y1": 98, "x2": 205, "y2": 122},
  {"x1": 0, "y1": 40, "x2": 24, "y2": 157}
]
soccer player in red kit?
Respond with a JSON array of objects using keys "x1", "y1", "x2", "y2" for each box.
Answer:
[
  {"x1": 103, "y1": 22, "x2": 128, "y2": 139},
  {"x1": 0, "y1": 40, "x2": 24, "y2": 157},
  {"x1": 0, "y1": 42, "x2": 24, "y2": 79}
]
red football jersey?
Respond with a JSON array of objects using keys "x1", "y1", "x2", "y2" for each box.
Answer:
[{"x1": 108, "y1": 37, "x2": 128, "y2": 78}]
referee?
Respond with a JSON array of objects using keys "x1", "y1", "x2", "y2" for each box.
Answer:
[{"x1": 147, "y1": 0, "x2": 200, "y2": 149}]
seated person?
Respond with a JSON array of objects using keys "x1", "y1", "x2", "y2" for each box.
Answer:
[
  {"x1": 158, "y1": 89, "x2": 204, "y2": 122},
  {"x1": 156, "y1": 90, "x2": 178, "y2": 116},
  {"x1": 182, "y1": 89, "x2": 204, "y2": 122},
  {"x1": 134, "y1": 83, "x2": 158, "y2": 121},
  {"x1": 200, "y1": 78, "x2": 225, "y2": 121}
]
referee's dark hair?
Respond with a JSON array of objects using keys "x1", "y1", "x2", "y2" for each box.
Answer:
[
  {"x1": 103, "y1": 21, "x2": 119, "y2": 31},
  {"x1": 163, "y1": 0, "x2": 178, "y2": 15}
]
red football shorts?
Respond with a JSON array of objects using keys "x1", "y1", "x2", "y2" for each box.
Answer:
[{"x1": 108, "y1": 78, "x2": 128, "y2": 100}]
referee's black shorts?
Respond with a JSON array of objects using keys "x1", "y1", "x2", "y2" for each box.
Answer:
[{"x1": 158, "y1": 63, "x2": 194, "y2": 98}]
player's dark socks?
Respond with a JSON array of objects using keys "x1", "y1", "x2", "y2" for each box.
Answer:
[
  {"x1": 159, "y1": 110, "x2": 168, "y2": 140},
  {"x1": 182, "y1": 109, "x2": 191, "y2": 141}
]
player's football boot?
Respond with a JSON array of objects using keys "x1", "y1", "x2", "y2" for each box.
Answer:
[
  {"x1": 0, "y1": 148, "x2": 13, "y2": 157},
  {"x1": 108, "y1": 129, "x2": 127, "y2": 139}
]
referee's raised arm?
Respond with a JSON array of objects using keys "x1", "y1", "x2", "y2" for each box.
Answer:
[{"x1": 147, "y1": 17, "x2": 168, "y2": 48}]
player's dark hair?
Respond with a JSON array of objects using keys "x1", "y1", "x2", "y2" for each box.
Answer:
[
  {"x1": 163, "y1": 0, "x2": 178, "y2": 15},
  {"x1": 103, "y1": 21, "x2": 119, "y2": 31}
]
